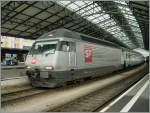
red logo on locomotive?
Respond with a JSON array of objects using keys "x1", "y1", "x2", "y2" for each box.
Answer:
[{"x1": 84, "y1": 46, "x2": 92, "y2": 63}]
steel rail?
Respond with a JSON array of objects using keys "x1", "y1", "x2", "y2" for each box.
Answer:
[{"x1": 1, "y1": 76, "x2": 32, "y2": 95}]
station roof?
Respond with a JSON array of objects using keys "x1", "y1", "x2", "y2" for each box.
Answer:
[
  {"x1": 133, "y1": 48, "x2": 149, "y2": 57},
  {"x1": 1, "y1": 1, "x2": 149, "y2": 50},
  {"x1": 1, "y1": 47, "x2": 29, "y2": 54}
]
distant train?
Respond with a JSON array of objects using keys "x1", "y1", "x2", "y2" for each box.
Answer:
[{"x1": 25, "y1": 28, "x2": 145, "y2": 87}]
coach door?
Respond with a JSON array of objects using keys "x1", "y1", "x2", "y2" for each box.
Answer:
[{"x1": 122, "y1": 49, "x2": 127, "y2": 68}]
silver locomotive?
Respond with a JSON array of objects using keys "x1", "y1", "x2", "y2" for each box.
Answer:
[{"x1": 25, "y1": 28, "x2": 145, "y2": 87}]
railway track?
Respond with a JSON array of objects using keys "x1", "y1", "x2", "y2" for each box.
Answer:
[
  {"x1": 2, "y1": 88, "x2": 47, "y2": 102},
  {"x1": 1, "y1": 63, "x2": 148, "y2": 112},
  {"x1": 51, "y1": 71, "x2": 148, "y2": 112},
  {"x1": 1, "y1": 76, "x2": 31, "y2": 95}
]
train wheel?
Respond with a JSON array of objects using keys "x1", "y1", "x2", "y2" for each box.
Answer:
[
  {"x1": 78, "y1": 79, "x2": 84, "y2": 85},
  {"x1": 85, "y1": 76, "x2": 92, "y2": 80},
  {"x1": 61, "y1": 82, "x2": 67, "y2": 87}
]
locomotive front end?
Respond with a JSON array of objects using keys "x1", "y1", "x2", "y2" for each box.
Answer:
[{"x1": 25, "y1": 39, "x2": 59, "y2": 87}]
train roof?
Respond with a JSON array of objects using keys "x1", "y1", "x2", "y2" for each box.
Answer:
[
  {"x1": 38, "y1": 28, "x2": 80, "y2": 39},
  {"x1": 38, "y1": 28, "x2": 121, "y2": 48}
]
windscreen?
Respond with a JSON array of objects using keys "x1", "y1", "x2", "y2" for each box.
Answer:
[{"x1": 29, "y1": 40, "x2": 58, "y2": 55}]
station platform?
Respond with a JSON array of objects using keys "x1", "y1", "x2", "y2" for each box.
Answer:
[
  {"x1": 99, "y1": 73, "x2": 149, "y2": 112},
  {"x1": 1, "y1": 65, "x2": 26, "y2": 70},
  {"x1": 1, "y1": 64, "x2": 27, "y2": 78}
]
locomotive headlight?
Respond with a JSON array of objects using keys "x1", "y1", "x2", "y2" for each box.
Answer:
[
  {"x1": 45, "y1": 66, "x2": 53, "y2": 70},
  {"x1": 27, "y1": 66, "x2": 31, "y2": 69}
]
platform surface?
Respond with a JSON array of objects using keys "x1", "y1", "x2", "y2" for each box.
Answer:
[
  {"x1": 100, "y1": 73, "x2": 149, "y2": 112},
  {"x1": 1, "y1": 64, "x2": 27, "y2": 78},
  {"x1": 1, "y1": 63, "x2": 26, "y2": 69}
]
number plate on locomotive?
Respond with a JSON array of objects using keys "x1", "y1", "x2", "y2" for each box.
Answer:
[{"x1": 40, "y1": 71, "x2": 49, "y2": 78}]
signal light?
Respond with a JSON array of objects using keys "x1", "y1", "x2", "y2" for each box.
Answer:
[
  {"x1": 27, "y1": 66, "x2": 31, "y2": 69},
  {"x1": 45, "y1": 66, "x2": 53, "y2": 70},
  {"x1": 31, "y1": 58, "x2": 37, "y2": 64}
]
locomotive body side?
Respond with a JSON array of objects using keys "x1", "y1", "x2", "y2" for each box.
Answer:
[{"x1": 73, "y1": 40, "x2": 123, "y2": 80}]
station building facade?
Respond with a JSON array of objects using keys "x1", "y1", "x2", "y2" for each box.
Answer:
[{"x1": 1, "y1": 36, "x2": 34, "y2": 65}]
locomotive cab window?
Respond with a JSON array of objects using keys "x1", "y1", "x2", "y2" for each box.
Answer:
[
  {"x1": 29, "y1": 41, "x2": 58, "y2": 55},
  {"x1": 60, "y1": 41, "x2": 75, "y2": 52}
]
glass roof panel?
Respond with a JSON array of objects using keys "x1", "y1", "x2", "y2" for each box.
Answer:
[
  {"x1": 103, "y1": 14, "x2": 110, "y2": 19},
  {"x1": 59, "y1": 1, "x2": 71, "y2": 5},
  {"x1": 115, "y1": 0, "x2": 144, "y2": 48},
  {"x1": 93, "y1": 14, "x2": 101, "y2": 18},
  {"x1": 107, "y1": 27, "x2": 117, "y2": 31},
  {"x1": 56, "y1": 1, "x2": 139, "y2": 48},
  {"x1": 115, "y1": 0, "x2": 127, "y2": 5},
  {"x1": 124, "y1": 14, "x2": 136, "y2": 20},
  {"x1": 68, "y1": 3, "x2": 79, "y2": 10},
  {"x1": 88, "y1": 16, "x2": 96, "y2": 20},
  {"x1": 92, "y1": 19, "x2": 99, "y2": 23},
  {"x1": 74, "y1": 1, "x2": 86, "y2": 7},
  {"x1": 97, "y1": 17, "x2": 105, "y2": 22}
]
